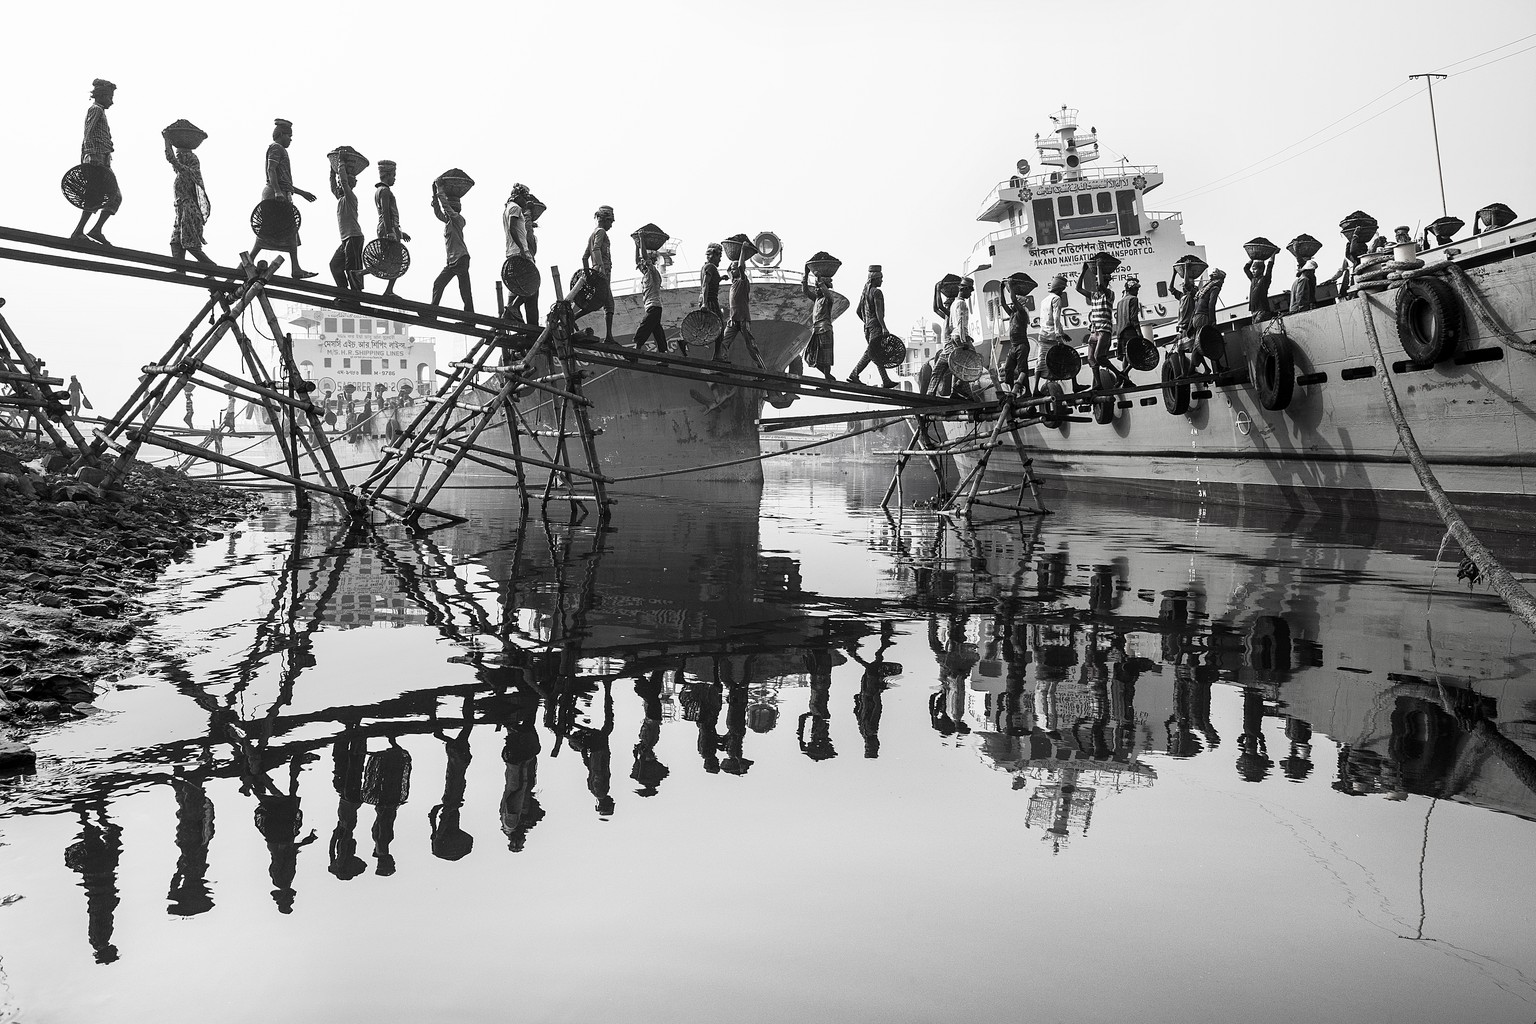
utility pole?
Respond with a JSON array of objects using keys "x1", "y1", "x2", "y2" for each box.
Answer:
[{"x1": 1409, "y1": 73, "x2": 1449, "y2": 217}]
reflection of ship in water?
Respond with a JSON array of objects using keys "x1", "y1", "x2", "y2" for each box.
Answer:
[{"x1": 882, "y1": 501, "x2": 1536, "y2": 845}]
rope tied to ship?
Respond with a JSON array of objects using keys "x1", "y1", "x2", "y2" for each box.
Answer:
[
  {"x1": 1432, "y1": 261, "x2": 1536, "y2": 355},
  {"x1": 1358, "y1": 291, "x2": 1536, "y2": 636},
  {"x1": 606, "y1": 416, "x2": 903, "y2": 484}
]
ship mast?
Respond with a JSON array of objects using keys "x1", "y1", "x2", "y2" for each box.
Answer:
[{"x1": 1408, "y1": 73, "x2": 1449, "y2": 217}]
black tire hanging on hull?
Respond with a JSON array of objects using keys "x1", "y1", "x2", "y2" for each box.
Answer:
[
  {"x1": 1162, "y1": 350, "x2": 1190, "y2": 415},
  {"x1": 1395, "y1": 277, "x2": 1463, "y2": 366},
  {"x1": 1253, "y1": 333, "x2": 1295, "y2": 411},
  {"x1": 1092, "y1": 366, "x2": 1116, "y2": 424}
]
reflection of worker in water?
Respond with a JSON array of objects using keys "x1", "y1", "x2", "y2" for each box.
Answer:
[
  {"x1": 1278, "y1": 717, "x2": 1315, "y2": 782},
  {"x1": 501, "y1": 704, "x2": 545, "y2": 852},
  {"x1": 253, "y1": 756, "x2": 319, "y2": 913},
  {"x1": 848, "y1": 621, "x2": 897, "y2": 758},
  {"x1": 430, "y1": 697, "x2": 475, "y2": 862},
  {"x1": 363, "y1": 738, "x2": 413, "y2": 876},
  {"x1": 720, "y1": 657, "x2": 757, "y2": 776},
  {"x1": 167, "y1": 769, "x2": 216, "y2": 917},
  {"x1": 928, "y1": 614, "x2": 976, "y2": 737},
  {"x1": 65, "y1": 801, "x2": 123, "y2": 963},
  {"x1": 679, "y1": 674, "x2": 723, "y2": 774},
  {"x1": 328, "y1": 728, "x2": 369, "y2": 880},
  {"x1": 567, "y1": 681, "x2": 616, "y2": 817},
  {"x1": 631, "y1": 671, "x2": 670, "y2": 796},
  {"x1": 1165, "y1": 661, "x2": 1220, "y2": 757},
  {"x1": 1235, "y1": 687, "x2": 1274, "y2": 783},
  {"x1": 798, "y1": 646, "x2": 838, "y2": 761}
]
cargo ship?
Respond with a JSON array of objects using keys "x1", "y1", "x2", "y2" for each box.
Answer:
[{"x1": 921, "y1": 106, "x2": 1536, "y2": 532}]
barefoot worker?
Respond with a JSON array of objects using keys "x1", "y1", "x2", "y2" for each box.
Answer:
[
  {"x1": 250, "y1": 119, "x2": 319, "y2": 279},
  {"x1": 162, "y1": 120, "x2": 212, "y2": 264},
  {"x1": 373, "y1": 160, "x2": 409, "y2": 298},
  {"x1": 583, "y1": 206, "x2": 617, "y2": 344},
  {"x1": 71, "y1": 79, "x2": 121, "y2": 246},
  {"x1": 849, "y1": 265, "x2": 897, "y2": 389},
  {"x1": 801, "y1": 265, "x2": 836, "y2": 381}
]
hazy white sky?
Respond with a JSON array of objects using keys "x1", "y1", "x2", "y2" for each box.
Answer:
[{"x1": 3, "y1": 0, "x2": 1533, "y2": 409}]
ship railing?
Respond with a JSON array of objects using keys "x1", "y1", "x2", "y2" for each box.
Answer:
[
  {"x1": 608, "y1": 264, "x2": 806, "y2": 298},
  {"x1": 976, "y1": 164, "x2": 1160, "y2": 219}
]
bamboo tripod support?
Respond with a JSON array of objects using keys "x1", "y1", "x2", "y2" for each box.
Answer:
[
  {"x1": 356, "y1": 270, "x2": 613, "y2": 529},
  {"x1": 0, "y1": 302, "x2": 96, "y2": 463},
  {"x1": 90, "y1": 256, "x2": 361, "y2": 517}
]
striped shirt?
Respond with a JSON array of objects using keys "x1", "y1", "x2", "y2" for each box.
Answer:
[
  {"x1": 1087, "y1": 289, "x2": 1113, "y2": 332},
  {"x1": 81, "y1": 103, "x2": 113, "y2": 164}
]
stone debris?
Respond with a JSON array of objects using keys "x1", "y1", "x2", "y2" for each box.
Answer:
[{"x1": 0, "y1": 439, "x2": 263, "y2": 768}]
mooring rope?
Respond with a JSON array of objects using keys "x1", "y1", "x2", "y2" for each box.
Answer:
[
  {"x1": 1359, "y1": 291, "x2": 1536, "y2": 634},
  {"x1": 607, "y1": 415, "x2": 906, "y2": 483},
  {"x1": 1435, "y1": 262, "x2": 1536, "y2": 354}
]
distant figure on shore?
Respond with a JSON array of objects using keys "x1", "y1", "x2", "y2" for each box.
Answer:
[
  {"x1": 1291, "y1": 259, "x2": 1317, "y2": 313},
  {"x1": 801, "y1": 266, "x2": 837, "y2": 380},
  {"x1": 71, "y1": 79, "x2": 120, "y2": 246},
  {"x1": 850, "y1": 265, "x2": 896, "y2": 388},
  {"x1": 632, "y1": 250, "x2": 670, "y2": 353},
  {"x1": 583, "y1": 206, "x2": 617, "y2": 343},
  {"x1": 250, "y1": 119, "x2": 318, "y2": 279},
  {"x1": 67, "y1": 375, "x2": 91, "y2": 417},
  {"x1": 998, "y1": 277, "x2": 1032, "y2": 396},
  {"x1": 1245, "y1": 255, "x2": 1275, "y2": 322},
  {"x1": 182, "y1": 384, "x2": 195, "y2": 430},
  {"x1": 373, "y1": 160, "x2": 409, "y2": 298},
  {"x1": 163, "y1": 121, "x2": 212, "y2": 264},
  {"x1": 721, "y1": 252, "x2": 765, "y2": 368},
  {"x1": 430, "y1": 181, "x2": 472, "y2": 312},
  {"x1": 328, "y1": 148, "x2": 366, "y2": 291}
]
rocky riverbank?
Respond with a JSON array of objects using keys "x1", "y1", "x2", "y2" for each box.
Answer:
[{"x1": 0, "y1": 440, "x2": 264, "y2": 772}]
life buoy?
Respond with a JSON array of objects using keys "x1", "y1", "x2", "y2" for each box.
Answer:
[
  {"x1": 1395, "y1": 276, "x2": 1462, "y2": 365},
  {"x1": 1162, "y1": 350, "x2": 1190, "y2": 415},
  {"x1": 1091, "y1": 366, "x2": 1116, "y2": 424},
  {"x1": 1253, "y1": 333, "x2": 1295, "y2": 411},
  {"x1": 1042, "y1": 381, "x2": 1068, "y2": 429}
]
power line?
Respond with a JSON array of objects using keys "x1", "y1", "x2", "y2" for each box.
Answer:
[
  {"x1": 1448, "y1": 41, "x2": 1536, "y2": 78},
  {"x1": 1432, "y1": 31, "x2": 1536, "y2": 74}
]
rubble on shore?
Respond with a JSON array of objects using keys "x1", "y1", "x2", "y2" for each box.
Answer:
[{"x1": 0, "y1": 439, "x2": 263, "y2": 771}]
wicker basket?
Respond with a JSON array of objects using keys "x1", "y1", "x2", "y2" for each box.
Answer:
[
  {"x1": 566, "y1": 269, "x2": 606, "y2": 316},
  {"x1": 1125, "y1": 336, "x2": 1160, "y2": 372},
  {"x1": 1243, "y1": 237, "x2": 1280, "y2": 261},
  {"x1": 60, "y1": 164, "x2": 116, "y2": 212},
  {"x1": 327, "y1": 146, "x2": 370, "y2": 177},
  {"x1": 434, "y1": 169, "x2": 475, "y2": 200},
  {"x1": 162, "y1": 119, "x2": 207, "y2": 150},
  {"x1": 876, "y1": 333, "x2": 908, "y2": 369},
  {"x1": 1173, "y1": 255, "x2": 1208, "y2": 282},
  {"x1": 500, "y1": 254, "x2": 540, "y2": 297},
  {"x1": 250, "y1": 198, "x2": 301, "y2": 246},
  {"x1": 805, "y1": 251, "x2": 842, "y2": 279},
  {"x1": 630, "y1": 223, "x2": 670, "y2": 252},
  {"x1": 1040, "y1": 341, "x2": 1082, "y2": 381},
  {"x1": 1086, "y1": 251, "x2": 1122, "y2": 277},
  {"x1": 721, "y1": 234, "x2": 758, "y2": 262},
  {"x1": 362, "y1": 239, "x2": 411, "y2": 280},
  {"x1": 948, "y1": 348, "x2": 985, "y2": 383},
  {"x1": 1285, "y1": 233, "x2": 1323, "y2": 264},
  {"x1": 766, "y1": 391, "x2": 797, "y2": 409},
  {"x1": 935, "y1": 273, "x2": 963, "y2": 301},
  {"x1": 1006, "y1": 272, "x2": 1038, "y2": 296},
  {"x1": 681, "y1": 308, "x2": 724, "y2": 347},
  {"x1": 1478, "y1": 203, "x2": 1516, "y2": 230}
]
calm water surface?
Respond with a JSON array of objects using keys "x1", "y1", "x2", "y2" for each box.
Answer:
[{"x1": 3, "y1": 462, "x2": 1535, "y2": 1023}]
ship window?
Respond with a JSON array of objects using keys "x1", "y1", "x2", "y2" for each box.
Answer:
[
  {"x1": 360, "y1": 319, "x2": 373, "y2": 334},
  {"x1": 323, "y1": 317, "x2": 337, "y2": 333},
  {"x1": 360, "y1": 359, "x2": 373, "y2": 375},
  {"x1": 1096, "y1": 191, "x2": 1112, "y2": 214},
  {"x1": 342, "y1": 318, "x2": 356, "y2": 334},
  {"x1": 1057, "y1": 196, "x2": 1073, "y2": 218},
  {"x1": 396, "y1": 323, "x2": 406, "y2": 335},
  {"x1": 1157, "y1": 281, "x2": 1169, "y2": 298},
  {"x1": 343, "y1": 358, "x2": 352, "y2": 368},
  {"x1": 1033, "y1": 198, "x2": 1059, "y2": 246},
  {"x1": 323, "y1": 357, "x2": 332, "y2": 368},
  {"x1": 1077, "y1": 194, "x2": 1093, "y2": 216}
]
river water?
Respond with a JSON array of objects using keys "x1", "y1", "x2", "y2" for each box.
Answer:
[{"x1": 2, "y1": 461, "x2": 1535, "y2": 1023}]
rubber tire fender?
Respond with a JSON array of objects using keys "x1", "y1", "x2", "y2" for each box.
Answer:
[
  {"x1": 1091, "y1": 366, "x2": 1116, "y2": 424},
  {"x1": 1395, "y1": 276, "x2": 1462, "y2": 366},
  {"x1": 1161, "y1": 350, "x2": 1190, "y2": 415},
  {"x1": 1253, "y1": 333, "x2": 1295, "y2": 411},
  {"x1": 1042, "y1": 381, "x2": 1068, "y2": 429}
]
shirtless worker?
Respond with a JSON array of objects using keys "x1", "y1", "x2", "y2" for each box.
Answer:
[{"x1": 583, "y1": 206, "x2": 617, "y2": 344}]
